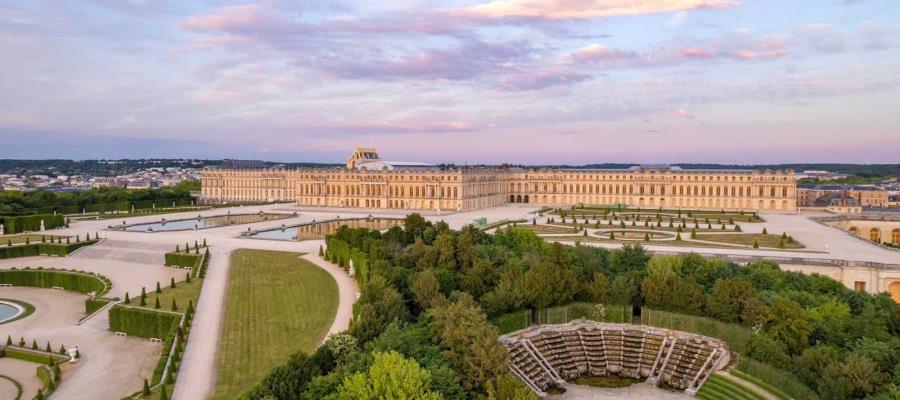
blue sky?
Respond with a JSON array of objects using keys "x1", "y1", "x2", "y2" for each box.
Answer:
[{"x1": 1, "y1": 0, "x2": 898, "y2": 164}]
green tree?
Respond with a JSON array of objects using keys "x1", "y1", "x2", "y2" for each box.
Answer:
[
  {"x1": 707, "y1": 277, "x2": 757, "y2": 323},
  {"x1": 646, "y1": 255, "x2": 682, "y2": 277},
  {"x1": 142, "y1": 379, "x2": 150, "y2": 396},
  {"x1": 411, "y1": 269, "x2": 448, "y2": 311},
  {"x1": 763, "y1": 298, "x2": 812, "y2": 354},
  {"x1": 429, "y1": 295, "x2": 508, "y2": 393},
  {"x1": 585, "y1": 272, "x2": 610, "y2": 303},
  {"x1": 794, "y1": 345, "x2": 841, "y2": 390},
  {"x1": 485, "y1": 374, "x2": 540, "y2": 400},
  {"x1": 335, "y1": 351, "x2": 443, "y2": 400}
]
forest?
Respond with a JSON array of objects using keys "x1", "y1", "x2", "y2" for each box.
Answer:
[{"x1": 247, "y1": 215, "x2": 900, "y2": 400}]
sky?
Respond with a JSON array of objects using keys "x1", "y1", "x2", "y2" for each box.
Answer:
[{"x1": 1, "y1": 0, "x2": 899, "y2": 164}]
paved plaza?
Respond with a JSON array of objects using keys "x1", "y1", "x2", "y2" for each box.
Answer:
[{"x1": 1, "y1": 203, "x2": 897, "y2": 399}]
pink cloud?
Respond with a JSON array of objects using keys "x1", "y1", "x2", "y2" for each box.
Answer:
[
  {"x1": 451, "y1": 0, "x2": 740, "y2": 20},
  {"x1": 179, "y1": 4, "x2": 272, "y2": 31},
  {"x1": 675, "y1": 109, "x2": 695, "y2": 119},
  {"x1": 733, "y1": 48, "x2": 785, "y2": 60},
  {"x1": 566, "y1": 43, "x2": 637, "y2": 63},
  {"x1": 679, "y1": 47, "x2": 715, "y2": 58}
]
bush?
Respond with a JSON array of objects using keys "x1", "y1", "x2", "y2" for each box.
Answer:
[
  {"x1": 0, "y1": 214, "x2": 66, "y2": 234},
  {"x1": 0, "y1": 240, "x2": 98, "y2": 259},
  {"x1": 0, "y1": 269, "x2": 109, "y2": 295},
  {"x1": 164, "y1": 252, "x2": 201, "y2": 270},
  {"x1": 108, "y1": 305, "x2": 180, "y2": 339},
  {"x1": 85, "y1": 297, "x2": 113, "y2": 314}
]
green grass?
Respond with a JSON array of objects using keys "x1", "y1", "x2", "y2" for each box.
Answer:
[
  {"x1": 695, "y1": 233, "x2": 804, "y2": 249},
  {"x1": 517, "y1": 224, "x2": 577, "y2": 234},
  {"x1": 133, "y1": 275, "x2": 202, "y2": 313},
  {"x1": 697, "y1": 374, "x2": 765, "y2": 400},
  {"x1": 730, "y1": 370, "x2": 792, "y2": 400},
  {"x1": 572, "y1": 375, "x2": 640, "y2": 388},
  {"x1": 211, "y1": 249, "x2": 339, "y2": 400},
  {"x1": 0, "y1": 234, "x2": 69, "y2": 245},
  {"x1": 551, "y1": 207, "x2": 765, "y2": 222}
]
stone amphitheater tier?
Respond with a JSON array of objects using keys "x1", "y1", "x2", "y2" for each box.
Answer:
[{"x1": 500, "y1": 320, "x2": 730, "y2": 398}]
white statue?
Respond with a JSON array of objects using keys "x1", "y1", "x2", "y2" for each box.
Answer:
[
  {"x1": 40, "y1": 220, "x2": 46, "y2": 232},
  {"x1": 348, "y1": 259, "x2": 355, "y2": 277},
  {"x1": 0, "y1": 223, "x2": 4, "y2": 235},
  {"x1": 68, "y1": 346, "x2": 79, "y2": 362}
]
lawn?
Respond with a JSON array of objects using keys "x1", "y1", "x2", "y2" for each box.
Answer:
[
  {"x1": 0, "y1": 234, "x2": 70, "y2": 245},
  {"x1": 695, "y1": 233, "x2": 804, "y2": 249},
  {"x1": 211, "y1": 249, "x2": 338, "y2": 400},
  {"x1": 138, "y1": 274, "x2": 203, "y2": 312},
  {"x1": 517, "y1": 224, "x2": 578, "y2": 234},
  {"x1": 573, "y1": 375, "x2": 640, "y2": 388},
  {"x1": 550, "y1": 207, "x2": 765, "y2": 223}
]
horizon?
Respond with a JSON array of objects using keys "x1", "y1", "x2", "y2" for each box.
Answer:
[
  {"x1": 2, "y1": 156, "x2": 900, "y2": 168},
  {"x1": 2, "y1": 1, "x2": 899, "y2": 163}
]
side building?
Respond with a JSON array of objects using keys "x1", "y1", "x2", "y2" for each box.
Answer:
[{"x1": 201, "y1": 148, "x2": 797, "y2": 212}]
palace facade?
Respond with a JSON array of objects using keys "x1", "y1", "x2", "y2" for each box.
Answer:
[{"x1": 200, "y1": 148, "x2": 798, "y2": 212}]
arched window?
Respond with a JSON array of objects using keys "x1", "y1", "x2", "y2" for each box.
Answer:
[
  {"x1": 892, "y1": 229, "x2": 900, "y2": 245},
  {"x1": 870, "y1": 228, "x2": 882, "y2": 243}
]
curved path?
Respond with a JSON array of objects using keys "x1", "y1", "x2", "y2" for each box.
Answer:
[{"x1": 171, "y1": 237, "x2": 358, "y2": 399}]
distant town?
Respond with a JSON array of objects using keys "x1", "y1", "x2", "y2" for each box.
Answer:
[{"x1": 1, "y1": 159, "x2": 898, "y2": 210}]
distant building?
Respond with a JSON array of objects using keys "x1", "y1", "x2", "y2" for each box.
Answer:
[
  {"x1": 796, "y1": 170, "x2": 849, "y2": 181},
  {"x1": 201, "y1": 147, "x2": 798, "y2": 212},
  {"x1": 813, "y1": 192, "x2": 862, "y2": 214},
  {"x1": 798, "y1": 185, "x2": 889, "y2": 208},
  {"x1": 92, "y1": 177, "x2": 124, "y2": 188}
]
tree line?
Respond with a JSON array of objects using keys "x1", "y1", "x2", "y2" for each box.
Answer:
[{"x1": 0, "y1": 183, "x2": 196, "y2": 214}]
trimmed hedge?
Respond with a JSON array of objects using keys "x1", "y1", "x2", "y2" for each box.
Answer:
[
  {"x1": 0, "y1": 269, "x2": 109, "y2": 296},
  {"x1": 325, "y1": 237, "x2": 369, "y2": 284},
  {"x1": 85, "y1": 297, "x2": 113, "y2": 315},
  {"x1": 0, "y1": 214, "x2": 66, "y2": 234},
  {"x1": 0, "y1": 240, "x2": 99, "y2": 260},
  {"x1": 108, "y1": 306, "x2": 180, "y2": 339},
  {"x1": 164, "y1": 252, "x2": 201, "y2": 269},
  {"x1": 0, "y1": 347, "x2": 66, "y2": 365}
]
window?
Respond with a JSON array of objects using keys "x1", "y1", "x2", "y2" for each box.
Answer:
[
  {"x1": 854, "y1": 281, "x2": 866, "y2": 292},
  {"x1": 870, "y1": 228, "x2": 882, "y2": 243}
]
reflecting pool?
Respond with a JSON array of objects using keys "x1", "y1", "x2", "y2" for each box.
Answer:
[
  {"x1": 249, "y1": 218, "x2": 404, "y2": 241},
  {"x1": 121, "y1": 213, "x2": 291, "y2": 232},
  {"x1": 0, "y1": 302, "x2": 23, "y2": 323}
]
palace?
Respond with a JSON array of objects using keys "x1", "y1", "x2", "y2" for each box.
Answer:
[{"x1": 200, "y1": 147, "x2": 798, "y2": 212}]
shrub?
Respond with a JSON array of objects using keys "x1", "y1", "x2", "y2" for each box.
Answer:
[
  {"x1": 85, "y1": 297, "x2": 112, "y2": 314},
  {"x1": 108, "y1": 305, "x2": 180, "y2": 339},
  {"x1": 0, "y1": 214, "x2": 66, "y2": 234},
  {"x1": 0, "y1": 269, "x2": 109, "y2": 295}
]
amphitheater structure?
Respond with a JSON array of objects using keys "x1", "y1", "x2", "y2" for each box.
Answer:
[{"x1": 501, "y1": 320, "x2": 730, "y2": 398}]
